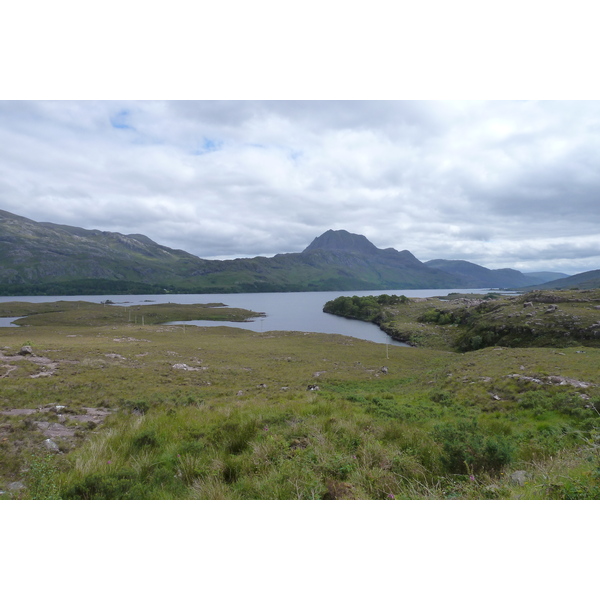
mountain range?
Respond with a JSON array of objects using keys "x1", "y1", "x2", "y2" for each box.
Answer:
[{"x1": 0, "y1": 209, "x2": 587, "y2": 295}]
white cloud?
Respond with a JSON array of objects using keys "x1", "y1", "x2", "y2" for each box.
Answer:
[{"x1": 1, "y1": 100, "x2": 599, "y2": 274}]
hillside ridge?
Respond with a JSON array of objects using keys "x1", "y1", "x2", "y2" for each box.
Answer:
[{"x1": 0, "y1": 210, "x2": 591, "y2": 295}]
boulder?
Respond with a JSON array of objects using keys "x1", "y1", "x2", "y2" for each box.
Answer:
[
  {"x1": 18, "y1": 345, "x2": 34, "y2": 356},
  {"x1": 43, "y1": 438, "x2": 60, "y2": 452},
  {"x1": 509, "y1": 470, "x2": 528, "y2": 486}
]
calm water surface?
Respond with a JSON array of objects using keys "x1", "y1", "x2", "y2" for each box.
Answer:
[{"x1": 0, "y1": 289, "x2": 500, "y2": 345}]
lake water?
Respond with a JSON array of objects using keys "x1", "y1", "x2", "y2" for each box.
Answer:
[
  {"x1": 0, "y1": 289, "x2": 501, "y2": 345},
  {"x1": 0, "y1": 317, "x2": 21, "y2": 328}
]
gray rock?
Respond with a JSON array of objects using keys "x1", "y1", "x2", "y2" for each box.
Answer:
[
  {"x1": 509, "y1": 470, "x2": 528, "y2": 486},
  {"x1": 18, "y1": 345, "x2": 34, "y2": 356},
  {"x1": 43, "y1": 438, "x2": 60, "y2": 452},
  {"x1": 8, "y1": 481, "x2": 25, "y2": 491}
]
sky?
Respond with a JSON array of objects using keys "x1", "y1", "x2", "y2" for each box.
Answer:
[{"x1": 1, "y1": 100, "x2": 599, "y2": 274}]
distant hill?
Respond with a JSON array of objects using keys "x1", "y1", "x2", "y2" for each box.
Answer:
[
  {"x1": 520, "y1": 269, "x2": 600, "y2": 291},
  {"x1": 523, "y1": 271, "x2": 571, "y2": 284},
  {"x1": 424, "y1": 259, "x2": 544, "y2": 288},
  {"x1": 0, "y1": 209, "x2": 215, "y2": 293},
  {"x1": 0, "y1": 210, "x2": 587, "y2": 295}
]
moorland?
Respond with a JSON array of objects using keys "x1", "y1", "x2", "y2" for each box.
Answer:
[{"x1": 2, "y1": 291, "x2": 600, "y2": 500}]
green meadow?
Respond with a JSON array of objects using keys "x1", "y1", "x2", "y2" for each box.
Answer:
[{"x1": 2, "y1": 296, "x2": 600, "y2": 500}]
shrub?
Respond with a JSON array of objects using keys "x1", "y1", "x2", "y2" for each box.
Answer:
[
  {"x1": 433, "y1": 420, "x2": 515, "y2": 474},
  {"x1": 131, "y1": 430, "x2": 159, "y2": 450},
  {"x1": 63, "y1": 469, "x2": 140, "y2": 499},
  {"x1": 26, "y1": 454, "x2": 61, "y2": 500},
  {"x1": 430, "y1": 390, "x2": 452, "y2": 406},
  {"x1": 470, "y1": 335, "x2": 483, "y2": 350}
]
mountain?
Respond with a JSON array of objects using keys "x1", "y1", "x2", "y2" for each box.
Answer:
[
  {"x1": 520, "y1": 269, "x2": 600, "y2": 291},
  {"x1": 0, "y1": 210, "x2": 588, "y2": 295},
  {"x1": 523, "y1": 271, "x2": 571, "y2": 284},
  {"x1": 0, "y1": 209, "x2": 214, "y2": 291},
  {"x1": 424, "y1": 259, "x2": 558, "y2": 288},
  {"x1": 304, "y1": 229, "x2": 385, "y2": 254},
  {"x1": 0, "y1": 214, "x2": 462, "y2": 293},
  {"x1": 297, "y1": 229, "x2": 463, "y2": 289}
]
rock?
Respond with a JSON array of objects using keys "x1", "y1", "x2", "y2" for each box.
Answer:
[
  {"x1": 18, "y1": 345, "x2": 34, "y2": 356},
  {"x1": 380, "y1": 366, "x2": 389, "y2": 374},
  {"x1": 547, "y1": 375, "x2": 590, "y2": 388},
  {"x1": 43, "y1": 438, "x2": 60, "y2": 452},
  {"x1": 509, "y1": 374, "x2": 543, "y2": 384},
  {"x1": 8, "y1": 481, "x2": 25, "y2": 491},
  {"x1": 485, "y1": 484, "x2": 501, "y2": 493},
  {"x1": 236, "y1": 390, "x2": 244, "y2": 396},
  {"x1": 509, "y1": 470, "x2": 528, "y2": 486},
  {"x1": 307, "y1": 384, "x2": 320, "y2": 391},
  {"x1": 172, "y1": 363, "x2": 202, "y2": 371}
]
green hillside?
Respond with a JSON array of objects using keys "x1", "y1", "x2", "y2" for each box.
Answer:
[
  {"x1": 1, "y1": 210, "x2": 583, "y2": 295},
  {"x1": 521, "y1": 269, "x2": 600, "y2": 291}
]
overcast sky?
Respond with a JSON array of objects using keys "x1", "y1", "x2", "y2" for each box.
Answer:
[{"x1": 1, "y1": 100, "x2": 599, "y2": 275}]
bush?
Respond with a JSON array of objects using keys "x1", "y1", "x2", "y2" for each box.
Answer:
[
  {"x1": 131, "y1": 430, "x2": 159, "y2": 450},
  {"x1": 63, "y1": 469, "x2": 140, "y2": 499},
  {"x1": 433, "y1": 420, "x2": 515, "y2": 474},
  {"x1": 430, "y1": 390, "x2": 452, "y2": 406},
  {"x1": 26, "y1": 454, "x2": 61, "y2": 500},
  {"x1": 470, "y1": 335, "x2": 483, "y2": 350}
]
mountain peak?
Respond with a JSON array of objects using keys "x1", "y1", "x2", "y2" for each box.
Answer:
[{"x1": 303, "y1": 230, "x2": 379, "y2": 254}]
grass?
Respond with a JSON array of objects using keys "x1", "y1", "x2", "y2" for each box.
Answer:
[
  {"x1": 2, "y1": 296, "x2": 600, "y2": 499},
  {"x1": 0, "y1": 300, "x2": 263, "y2": 327}
]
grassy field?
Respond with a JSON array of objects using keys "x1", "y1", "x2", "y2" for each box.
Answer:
[{"x1": 2, "y1": 296, "x2": 600, "y2": 500}]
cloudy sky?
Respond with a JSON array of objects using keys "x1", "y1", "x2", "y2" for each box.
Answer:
[{"x1": 1, "y1": 100, "x2": 599, "y2": 274}]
